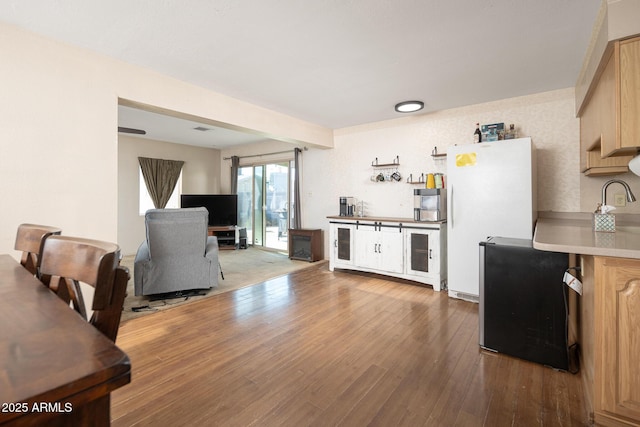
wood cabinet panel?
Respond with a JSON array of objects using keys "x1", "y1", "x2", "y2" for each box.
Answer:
[
  {"x1": 599, "y1": 46, "x2": 619, "y2": 158},
  {"x1": 620, "y1": 37, "x2": 640, "y2": 150},
  {"x1": 580, "y1": 71, "x2": 602, "y2": 174},
  {"x1": 593, "y1": 256, "x2": 640, "y2": 425},
  {"x1": 583, "y1": 149, "x2": 633, "y2": 176},
  {"x1": 600, "y1": 37, "x2": 640, "y2": 158},
  {"x1": 579, "y1": 255, "x2": 595, "y2": 419}
]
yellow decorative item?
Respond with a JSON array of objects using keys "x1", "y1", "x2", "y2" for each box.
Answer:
[
  {"x1": 456, "y1": 153, "x2": 477, "y2": 167},
  {"x1": 426, "y1": 173, "x2": 435, "y2": 189}
]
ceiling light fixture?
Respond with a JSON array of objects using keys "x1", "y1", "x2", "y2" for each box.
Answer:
[{"x1": 395, "y1": 100, "x2": 424, "y2": 113}]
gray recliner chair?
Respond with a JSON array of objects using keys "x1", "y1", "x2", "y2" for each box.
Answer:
[{"x1": 134, "y1": 207, "x2": 219, "y2": 296}]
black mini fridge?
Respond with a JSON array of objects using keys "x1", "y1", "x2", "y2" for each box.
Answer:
[{"x1": 479, "y1": 237, "x2": 570, "y2": 370}]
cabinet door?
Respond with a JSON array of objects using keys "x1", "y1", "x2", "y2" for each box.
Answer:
[
  {"x1": 354, "y1": 225, "x2": 378, "y2": 269},
  {"x1": 581, "y1": 38, "x2": 636, "y2": 173},
  {"x1": 595, "y1": 257, "x2": 640, "y2": 423},
  {"x1": 599, "y1": 45, "x2": 617, "y2": 158},
  {"x1": 378, "y1": 226, "x2": 404, "y2": 274},
  {"x1": 620, "y1": 37, "x2": 640, "y2": 150},
  {"x1": 354, "y1": 224, "x2": 403, "y2": 273},
  {"x1": 404, "y1": 229, "x2": 440, "y2": 277},
  {"x1": 330, "y1": 223, "x2": 354, "y2": 268}
]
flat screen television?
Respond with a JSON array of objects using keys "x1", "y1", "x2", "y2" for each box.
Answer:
[{"x1": 180, "y1": 194, "x2": 238, "y2": 227}]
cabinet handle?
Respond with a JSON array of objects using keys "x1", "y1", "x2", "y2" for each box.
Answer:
[
  {"x1": 334, "y1": 239, "x2": 337, "y2": 248},
  {"x1": 379, "y1": 244, "x2": 382, "y2": 253},
  {"x1": 450, "y1": 186, "x2": 454, "y2": 229},
  {"x1": 429, "y1": 249, "x2": 433, "y2": 259}
]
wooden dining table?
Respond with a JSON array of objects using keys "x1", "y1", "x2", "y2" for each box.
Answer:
[{"x1": 0, "y1": 254, "x2": 131, "y2": 426}]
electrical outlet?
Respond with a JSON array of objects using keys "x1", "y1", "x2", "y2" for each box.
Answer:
[{"x1": 614, "y1": 193, "x2": 626, "y2": 207}]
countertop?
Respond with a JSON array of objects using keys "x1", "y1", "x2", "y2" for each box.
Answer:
[
  {"x1": 328, "y1": 212, "x2": 640, "y2": 258},
  {"x1": 533, "y1": 212, "x2": 640, "y2": 259},
  {"x1": 327, "y1": 215, "x2": 446, "y2": 225}
]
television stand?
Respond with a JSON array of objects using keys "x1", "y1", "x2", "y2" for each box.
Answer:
[{"x1": 208, "y1": 226, "x2": 239, "y2": 250}]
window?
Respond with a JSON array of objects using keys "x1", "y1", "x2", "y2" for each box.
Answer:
[{"x1": 139, "y1": 168, "x2": 182, "y2": 215}]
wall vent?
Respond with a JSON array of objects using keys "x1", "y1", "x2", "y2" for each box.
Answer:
[{"x1": 448, "y1": 291, "x2": 479, "y2": 303}]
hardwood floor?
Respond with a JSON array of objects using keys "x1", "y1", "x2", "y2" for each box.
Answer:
[{"x1": 111, "y1": 263, "x2": 589, "y2": 426}]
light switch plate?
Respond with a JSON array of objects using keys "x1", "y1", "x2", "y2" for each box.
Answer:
[{"x1": 614, "y1": 193, "x2": 626, "y2": 207}]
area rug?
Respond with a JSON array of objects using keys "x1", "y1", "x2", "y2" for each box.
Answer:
[{"x1": 119, "y1": 247, "x2": 324, "y2": 322}]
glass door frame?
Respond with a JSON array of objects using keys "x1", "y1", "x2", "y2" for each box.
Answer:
[{"x1": 237, "y1": 158, "x2": 294, "y2": 252}]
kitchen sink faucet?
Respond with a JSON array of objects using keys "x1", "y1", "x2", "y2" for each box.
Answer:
[{"x1": 601, "y1": 179, "x2": 637, "y2": 207}]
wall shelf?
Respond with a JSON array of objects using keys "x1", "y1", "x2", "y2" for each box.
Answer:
[
  {"x1": 405, "y1": 173, "x2": 424, "y2": 185},
  {"x1": 371, "y1": 155, "x2": 400, "y2": 167}
]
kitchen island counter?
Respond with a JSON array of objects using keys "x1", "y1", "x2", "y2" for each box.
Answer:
[{"x1": 533, "y1": 212, "x2": 640, "y2": 259}]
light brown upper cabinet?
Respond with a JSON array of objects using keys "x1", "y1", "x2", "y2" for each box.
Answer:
[
  {"x1": 617, "y1": 37, "x2": 640, "y2": 155},
  {"x1": 601, "y1": 36, "x2": 640, "y2": 157},
  {"x1": 580, "y1": 36, "x2": 640, "y2": 176}
]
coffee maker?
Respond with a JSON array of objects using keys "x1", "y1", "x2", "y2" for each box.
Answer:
[
  {"x1": 340, "y1": 197, "x2": 355, "y2": 216},
  {"x1": 413, "y1": 189, "x2": 447, "y2": 221}
]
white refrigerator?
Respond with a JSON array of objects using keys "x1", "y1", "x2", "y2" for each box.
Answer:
[{"x1": 446, "y1": 137, "x2": 537, "y2": 301}]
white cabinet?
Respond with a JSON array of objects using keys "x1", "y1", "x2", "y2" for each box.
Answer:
[
  {"x1": 404, "y1": 227, "x2": 446, "y2": 288},
  {"x1": 328, "y1": 217, "x2": 447, "y2": 291},
  {"x1": 329, "y1": 222, "x2": 354, "y2": 270},
  {"x1": 354, "y1": 222, "x2": 404, "y2": 274}
]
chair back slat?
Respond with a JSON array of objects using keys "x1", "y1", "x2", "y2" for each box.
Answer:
[
  {"x1": 91, "y1": 266, "x2": 129, "y2": 341},
  {"x1": 14, "y1": 224, "x2": 62, "y2": 276},
  {"x1": 39, "y1": 235, "x2": 127, "y2": 342}
]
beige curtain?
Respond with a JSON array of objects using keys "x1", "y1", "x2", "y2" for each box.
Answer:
[{"x1": 138, "y1": 157, "x2": 184, "y2": 209}]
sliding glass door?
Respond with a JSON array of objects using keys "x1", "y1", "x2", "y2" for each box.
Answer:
[{"x1": 237, "y1": 161, "x2": 292, "y2": 251}]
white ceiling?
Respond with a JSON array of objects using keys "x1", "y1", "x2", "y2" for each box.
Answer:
[
  {"x1": 0, "y1": 0, "x2": 602, "y2": 147},
  {"x1": 117, "y1": 105, "x2": 268, "y2": 149}
]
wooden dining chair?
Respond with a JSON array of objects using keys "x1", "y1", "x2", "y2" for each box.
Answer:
[
  {"x1": 39, "y1": 235, "x2": 130, "y2": 342},
  {"x1": 14, "y1": 223, "x2": 62, "y2": 277}
]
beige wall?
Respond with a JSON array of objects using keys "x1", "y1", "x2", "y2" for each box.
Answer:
[
  {"x1": 118, "y1": 136, "x2": 221, "y2": 255},
  {"x1": 0, "y1": 22, "x2": 331, "y2": 256},
  {"x1": 580, "y1": 172, "x2": 640, "y2": 214}
]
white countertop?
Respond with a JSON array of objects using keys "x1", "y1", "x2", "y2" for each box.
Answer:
[{"x1": 533, "y1": 212, "x2": 640, "y2": 259}]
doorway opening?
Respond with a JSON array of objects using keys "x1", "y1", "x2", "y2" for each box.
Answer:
[{"x1": 237, "y1": 161, "x2": 295, "y2": 251}]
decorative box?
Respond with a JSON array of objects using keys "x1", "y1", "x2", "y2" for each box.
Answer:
[
  {"x1": 481, "y1": 123, "x2": 504, "y2": 142},
  {"x1": 593, "y1": 213, "x2": 615, "y2": 232}
]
